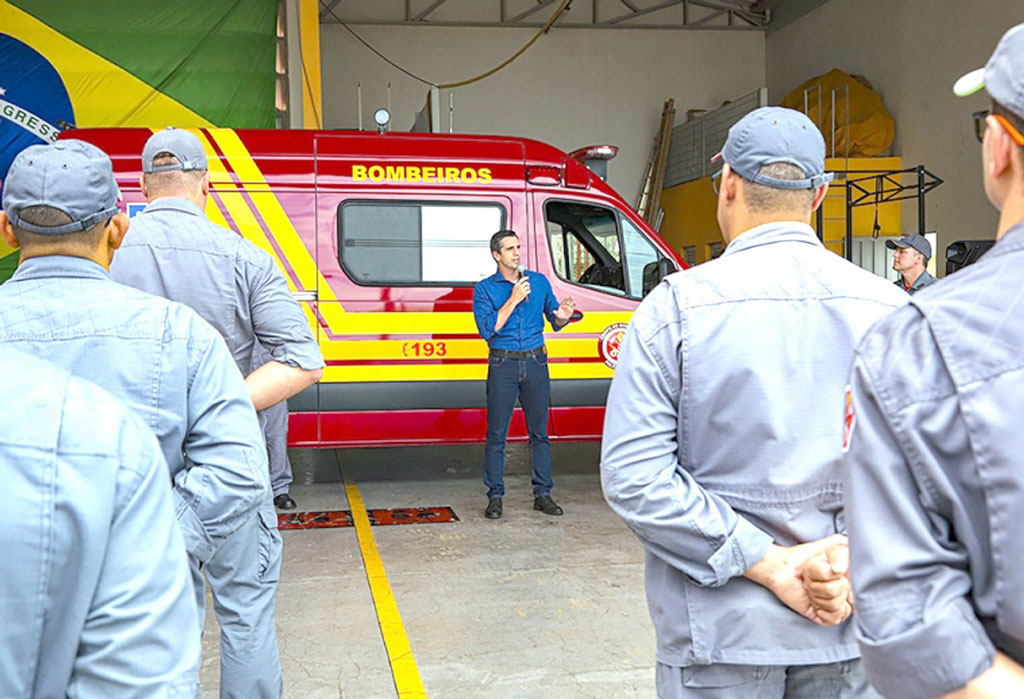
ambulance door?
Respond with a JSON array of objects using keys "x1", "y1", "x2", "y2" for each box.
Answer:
[{"x1": 531, "y1": 193, "x2": 676, "y2": 439}]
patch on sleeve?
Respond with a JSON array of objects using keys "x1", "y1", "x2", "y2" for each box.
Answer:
[{"x1": 841, "y1": 384, "x2": 856, "y2": 453}]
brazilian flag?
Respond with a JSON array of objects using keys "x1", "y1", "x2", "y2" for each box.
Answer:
[{"x1": 0, "y1": 0, "x2": 278, "y2": 275}]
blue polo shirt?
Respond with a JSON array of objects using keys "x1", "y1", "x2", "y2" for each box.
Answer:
[{"x1": 473, "y1": 269, "x2": 564, "y2": 350}]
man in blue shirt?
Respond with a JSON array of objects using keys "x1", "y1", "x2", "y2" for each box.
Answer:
[
  {"x1": 0, "y1": 139, "x2": 271, "y2": 698},
  {"x1": 472, "y1": 229, "x2": 576, "y2": 519},
  {"x1": 0, "y1": 347, "x2": 200, "y2": 698}
]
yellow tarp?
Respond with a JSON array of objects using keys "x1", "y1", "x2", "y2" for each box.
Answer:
[{"x1": 781, "y1": 69, "x2": 894, "y2": 158}]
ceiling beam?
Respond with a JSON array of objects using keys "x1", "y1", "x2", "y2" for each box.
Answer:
[
  {"x1": 689, "y1": 0, "x2": 767, "y2": 23},
  {"x1": 320, "y1": 0, "x2": 768, "y2": 29},
  {"x1": 731, "y1": 10, "x2": 759, "y2": 26},
  {"x1": 689, "y1": 7, "x2": 726, "y2": 25},
  {"x1": 690, "y1": 0, "x2": 753, "y2": 10},
  {"x1": 604, "y1": 0, "x2": 684, "y2": 25},
  {"x1": 321, "y1": 18, "x2": 759, "y2": 30},
  {"x1": 413, "y1": 0, "x2": 448, "y2": 21},
  {"x1": 319, "y1": 0, "x2": 343, "y2": 21},
  {"x1": 508, "y1": 0, "x2": 559, "y2": 24}
]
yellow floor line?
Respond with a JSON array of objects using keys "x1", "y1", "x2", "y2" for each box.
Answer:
[{"x1": 343, "y1": 477, "x2": 427, "y2": 698}]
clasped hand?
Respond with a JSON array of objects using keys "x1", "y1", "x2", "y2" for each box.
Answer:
[{"x1": 744, "y1": 534, "x2": 854, "y2": 627}]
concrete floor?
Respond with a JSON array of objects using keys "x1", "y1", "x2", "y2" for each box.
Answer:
[{"x1": 198, "y1": 442, "x2": 655, "y2": 698}]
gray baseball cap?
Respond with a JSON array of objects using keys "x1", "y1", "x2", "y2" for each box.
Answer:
[
  {"x1": 886, "y1": 233, "x2": 932, "y2": 261},
  {"x1": 712, "y1": 106, "x2": 835, "y2": 190},
  {"x1": 142, "y1": 128, "x2": 208, "y2": 174},
  {"x1": 2, "y1": 140, "x2": 120, "y2": 235},
  {"x1": 953, "y1": 23, "x2": 1024, "y2": 118}
]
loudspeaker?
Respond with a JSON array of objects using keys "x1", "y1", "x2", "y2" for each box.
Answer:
[{"x1": 946, "y1": 240, "x2": 995, "y2": 275}]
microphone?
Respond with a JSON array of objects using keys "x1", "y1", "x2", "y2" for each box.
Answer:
[{"x1": 516, "y1": 264, "x2": 530, "y2": 299}]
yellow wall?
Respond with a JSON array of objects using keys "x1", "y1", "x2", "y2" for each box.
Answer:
[
  {"x1": 820, "y1": 156, "x2": 902, "y2": 256},
  {"x1": 659, "y1": 156, "x2": 904, "y2": 264},
  {"x1": 659, "y1": 172, "x2": 721, "y2": 265}
]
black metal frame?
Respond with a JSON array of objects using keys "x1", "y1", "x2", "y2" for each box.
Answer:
[{"x1": 813, "y1": 166, "x2": 944, "y2": 260}]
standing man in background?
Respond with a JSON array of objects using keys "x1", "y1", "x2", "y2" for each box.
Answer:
[
  {"x1": 110, "y1": 128, "x2": 324, "y2": 699},
  {"x1": 602, "y1": 107, "x2": 907, "y2": 698},
  {"x1": 0, "y1": 140, "x2": 268, "y2": 697},
  {"x1": 843, "y1": 22, "x2": 1024, "y2": 698},
  {"x1": 887, "y1": 233, "x2": 937, "y2": 294},
  {"x1": 472, "y1": 229, "x2": 576, "y2": 520}
]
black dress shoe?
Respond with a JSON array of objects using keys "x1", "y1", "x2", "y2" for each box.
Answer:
[
  {"x1": 533, "y1": 495, "x2": 563, "y2": 516},
  {"x1": 274, "y1": 493, "x2": 297, "y2": 510},
  {"x1": 484, "y1": 497, "x2": 502, "y2": 519}
]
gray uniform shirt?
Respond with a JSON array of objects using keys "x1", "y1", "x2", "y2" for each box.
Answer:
[
  {"x1": 601, "y1": 222, "x2": 907, "y2": 667},
  {"x1": 895, "y1": 268, "x2": 938, "y2": 295},
  {"x1": 111, "y1": 197, "x2": 324, "y2": 377},
  {"x1": 844, "y1": 221, "x2": 1024, "y2": 698},
  {"x1": 0, "y1": 256, "x2": 267, "y2": 565},
  {"x1": 0, "y1": 348, "x2": 200, "y2": 698}
]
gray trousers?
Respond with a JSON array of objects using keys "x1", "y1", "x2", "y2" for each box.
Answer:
[
  {"x1": 259, "y1": 399, "x2": 293, "y2": 496},
  {"x1": 657, "y1": 659, "x2": 881, "y2": 699},
  {"x1": 193, "y1": 492, "x2": 283, "y2": 698}
]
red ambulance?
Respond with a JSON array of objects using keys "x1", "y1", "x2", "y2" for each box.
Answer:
[{"x1": 68, "y1": 127, "x2": 683, "y2": 447}]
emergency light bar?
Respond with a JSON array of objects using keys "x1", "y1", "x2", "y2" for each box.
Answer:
[
  {"x1": 568, "y1": 145, "x2": 619, "y2": 181},
  {"x1": 569, "y1": 145, "x2": 619, "y2": 161}
]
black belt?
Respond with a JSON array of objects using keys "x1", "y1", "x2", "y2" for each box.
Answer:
[{"x1": 489, "y1": 346, "x2": 546, "y2": 359}]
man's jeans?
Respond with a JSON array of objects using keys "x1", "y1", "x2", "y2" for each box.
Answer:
[{"x1": 483, "y1": 352, "x2": 553, "y2": 498}]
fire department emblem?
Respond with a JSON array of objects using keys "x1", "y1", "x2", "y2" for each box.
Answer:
[
  {"x1": 841, "y1": 385, "x2": 856, "y2": 453},
  {"x1": 598, "y1": 323, "x2": 628, "y2": 369}
]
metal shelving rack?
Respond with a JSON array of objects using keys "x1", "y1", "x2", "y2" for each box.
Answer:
[{"x1": 814, "y1": 166, "x2": 944, "y2": 260}]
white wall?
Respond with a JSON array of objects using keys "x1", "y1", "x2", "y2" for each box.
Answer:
[
  {"x1": 766, "y1": 0, "x2": 1024, "y2": 272},
  {"x1": 321, "y1": 25, "x2": 764, "y2": 205}
]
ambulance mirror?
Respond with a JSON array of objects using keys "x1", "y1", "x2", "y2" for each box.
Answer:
[{"x1": 642, "y1": 258, "x2": 674, "y2": 296}]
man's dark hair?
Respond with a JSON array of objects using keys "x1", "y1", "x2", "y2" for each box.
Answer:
[
  {"x1": 11, "y1": 205, "x2": 107, "y2": 253},
  {"x1": 992, "y1": 99, "x2": 1024, "y2": 163},
  {"x1": 490, "y1": 229, "x2": 517, "y2": 255}
]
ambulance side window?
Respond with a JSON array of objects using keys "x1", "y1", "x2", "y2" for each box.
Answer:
[
  {"x1": 546, "y1": 201, "x2": 625, "y2": 295},
  {"x1": 339, "y1": 201, "x2": 505, "y2": 285},
  {"x1": 621, "y1": 218, "x2": 661, "y2": 297},
  {"x1": 545, "y1": 200, "x2": 667, "y2": 299}
]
